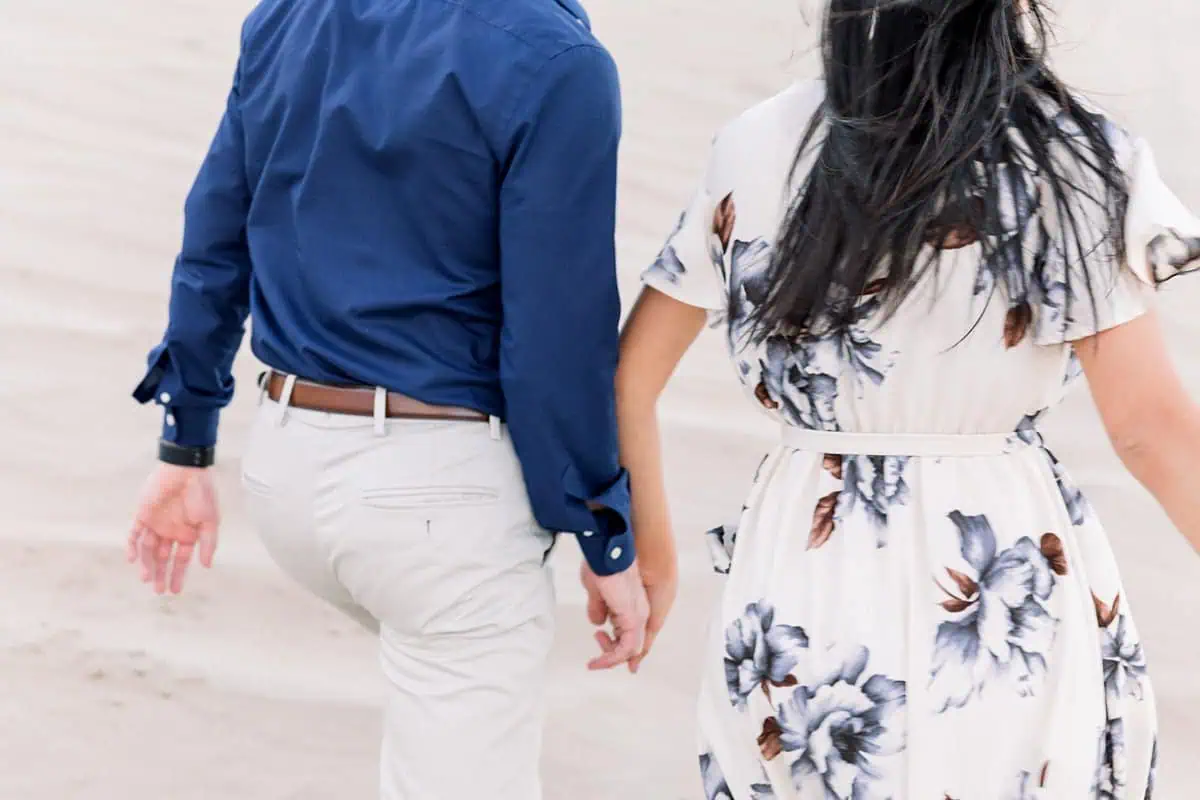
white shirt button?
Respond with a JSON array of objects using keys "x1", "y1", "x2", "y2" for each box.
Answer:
[
  {"x1": 159, "y1": 392, "x2": 171, "y2": 404},
  {"x1": 165, "y1": 414, "x2": 176, "y2": 427},
  {"x1": 582, "y1": 530, "x2": 594, "y2": 538},
  {"x1": 609, "y1": 546, "x2": 623, "y2": 560}
]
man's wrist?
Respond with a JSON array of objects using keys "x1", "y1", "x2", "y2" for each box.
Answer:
[{"x1": 158, "y1": 439, "x2": 215, "y2": 468}]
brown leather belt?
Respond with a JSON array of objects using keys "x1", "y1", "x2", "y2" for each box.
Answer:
[{"x1": 261, "y1": 372, "x2": 489, "y2": 422}]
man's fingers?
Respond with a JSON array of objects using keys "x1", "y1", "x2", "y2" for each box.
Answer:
[
  {"x1": 139, "y1": 532, "x2": 159, "y2": 583},
  {"x1": 587, "y1": 630, "x2": 623, "y2": 671},
  {"x1": 586, "y1": 630, "x2": 616, "y2": 671},
  {"x1": 127, "y1": 526, "x2": 144, "y2": 564},
  {"x1": 170, "y1": 543, "x2": 194, "y2": 594},
  {"x1": 197, "y1": 519, "x2": 218, "y2": 569},
  {"x1": 587, "y1": 616, "x2": 646, "y2": 671},
  {"x1": 154, "y1": 539, "x2": 173, "y2": 594},
  {"x1": 586, "y1": 585, "x2": 608, "y2": 626},
  {"x1": 597, "y1": 623, "x2": 643, "y2": 671}
]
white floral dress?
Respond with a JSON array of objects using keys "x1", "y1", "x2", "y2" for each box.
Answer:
[{"x1": 644, "y1": 80, "x2": 1200, "y2": 800}]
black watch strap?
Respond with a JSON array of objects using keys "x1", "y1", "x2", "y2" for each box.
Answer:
[{"x1": 158, "y1": 439, "x2": 215, "y2": 468}]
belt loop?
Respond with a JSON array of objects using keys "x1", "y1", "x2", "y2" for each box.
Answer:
[
  {"x1": 276, "y1": 374, "x2": 297, "y2": 427},
  {"x1": 257, "y1": 370, "x2": 270, "y2": 407},
  {"x1": 489, "y1": 415, "x2": 502, "y2": 441},
  {"x1": 373, "y1": 387, "x2": 387, "y2": 437}
]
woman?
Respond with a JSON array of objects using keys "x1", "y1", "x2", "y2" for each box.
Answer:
[{"x1": 617, "y1": 1, "x2": 1200, "y2": 797}]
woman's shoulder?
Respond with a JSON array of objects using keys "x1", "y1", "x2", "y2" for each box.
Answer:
[
  {"x1": 710, "y1": 78, "x2": 825, "y2": 142},
  {"x1": 711, "y1": 79, "x2": 825, "y2": 151},
  {"x1": 1043, "y1": 92, "x2": 1142, "y2": 162},
  {"x1": 702, "y1": 79, "x2": 826, "y2": 191}
]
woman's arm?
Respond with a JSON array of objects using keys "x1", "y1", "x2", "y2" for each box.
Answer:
[
  {"x1": 617, "y1": 287, "x2": 709, "y2": 668},
  {"x1": 1076, "y1": 310, "x2": 1200, "y2": 552}
]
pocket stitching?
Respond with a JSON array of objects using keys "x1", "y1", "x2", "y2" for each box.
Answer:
[
  {"x1": 360, "y1": 486, "x2": 500, "y2": 510},
  {"x1": 241, "y1": 472, "x2": 273, "y2": 497}
]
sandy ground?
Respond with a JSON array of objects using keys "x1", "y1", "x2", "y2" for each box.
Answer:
[{"x1": 1, "y1": 0, "x2": 1198, "y2": 797}]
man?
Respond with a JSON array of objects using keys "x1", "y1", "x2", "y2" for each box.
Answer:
[{"x1": 128, "y1": 0, "x2": 653, "y2": 797}]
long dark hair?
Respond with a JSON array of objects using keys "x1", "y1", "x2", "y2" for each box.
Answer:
[{"x1": 748, "y1": 0, "x2": 1128, "y2": 340}]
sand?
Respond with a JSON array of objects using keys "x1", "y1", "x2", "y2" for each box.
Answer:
[{"x1": 1, "y1": 0, "x2": 1198, "y2": 797}]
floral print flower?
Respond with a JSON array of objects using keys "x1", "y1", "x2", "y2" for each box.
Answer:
[
  {"x1": 808, "y1": 454, "x2": 910, "y2": 550},
  {"x1": 750, "y1": 783, "x2": 777, "y2": 800},
  {"x1": 725, "y1": 602, "x2": 811, "y2": 708},
  {"x1": 726, "y1": 233, "x2": 898, "y2": 434},
  {"x1": 710, "y1": 193, "x2": 738, "y2": 269},
  {"x1": 1094, "y1": 593, "x2": 1149, "y2": 705},
  {"x1": 709, "y1": 454, "x2": 774, "y2": 574},
  {"x1": 1064, "y1": 348, "x2": 1084, "y2": 387},
  {"x1": 929, "y1": 512, "x2": 1066, "y2": 713},
  {"x1": 788, "y1": 372, "x2": 841, "y2": 433},
  {"x1": 1092, "y1": 718, "x2": 1127, "y2": 800},
  {"x1": 1146, "y1": 229, "x2": 1200, "y2": 283},
  {"x1": 809, "y1": 455, "x2": 844, "y2": 550},
  {"x1": 1033, "y1": 278, "x2": 1074, "y2": 342},
  {"x1": 707, "y1": 523, "x2": 738, "y2": 575},
  {"x1": 700, "y1": 751, "x2": 734, "y2": 800},
  {"x1": 1048, "y1": 453, "x2": 1088, "y2": 526},
  {"x1": 757, "y1": 335, "x2": 840, "y2": 431},
  {"x1": 646, "y1": 210, "x2": 689, "y2": 285},
  {"x1": 1014, "y1": 414, "x2": 1089, "y2": 526},
  {"x1": 1011, "y1": 762, "x2": 1051, "y2": 800},
  {"x1": 974, "y1": 262, "x2": 998, "y2": 300},
  {"x1": 728, "y1": 237, "x2": 775, "y2": 336},
  {"x1": 1145, "y1": 737, "x2": 1158, "y2": 799},
  {"x1": 769, "y1": 645, "x2": 906, "y2": 800},
  {"x1": 791, "y1": 290, "x2": 893, "y2": 396},
  {"x1": 1004, "y1": 301, "x2": 1034, "y2": 348},
  {"x1": 836, "y1": 456, "x2": 911, "y2": 547},
  {"x1": 827, "y1": 324, "x2": 890, "y2": 391}
]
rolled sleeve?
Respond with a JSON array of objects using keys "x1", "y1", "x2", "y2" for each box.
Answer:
[
  {"x1": 497, "y1": 45, "x2": 634, "y2": 576},
  {"x1": 566, "y1": 467, "x2": 635, "y2": 575},
  {"x1": 132, "y1": 54, "x2": 253, "y2": 449}
]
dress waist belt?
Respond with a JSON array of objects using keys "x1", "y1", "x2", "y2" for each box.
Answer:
[{"x1": 780, "y1": 426, "x2": 1030, "y2": 457}]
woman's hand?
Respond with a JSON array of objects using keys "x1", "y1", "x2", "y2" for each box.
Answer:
[
  {"x1": 614, "y1": 287, "x2": 707, "y2": 671},
  {"x1": 629, "y1": 549, "x2": 678, "y2": 672}
]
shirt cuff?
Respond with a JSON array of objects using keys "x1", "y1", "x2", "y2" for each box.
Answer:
[
  {"x1": 564, "y1": 467, "x2": 635, "y2": 576},
  {"x1": 134, "y1": 348, "x2": 220, "y2": 448},
  {"x1": 577, "y1": 524, "x2": 635, "y2": 576},
  {"x1": 160, "y1": 406, "x2": 220, "y2": 448}
]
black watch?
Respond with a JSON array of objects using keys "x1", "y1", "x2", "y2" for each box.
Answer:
[{"x1": 158, "y1": 439, "x2": 215, "y2": 468}]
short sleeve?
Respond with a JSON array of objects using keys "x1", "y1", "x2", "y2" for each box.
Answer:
[
  {"x1": 1033, "y1": 135, "x2": 1200, "y2": 344},
  {"x1": 1124, "y1": 137, "x2": 1200, "y2": 286},
  {"x1": 641, "y1": 147, "x2": 729, "y2": 311}
]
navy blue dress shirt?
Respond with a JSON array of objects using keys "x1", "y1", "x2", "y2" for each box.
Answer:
[{"x1": 133, "y1": 0, "x2": 634, "y2": 576}]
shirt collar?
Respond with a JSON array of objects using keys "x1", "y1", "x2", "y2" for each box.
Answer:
[{"x1": 553, "y1": 0, "x2": 591, "y2": 30}]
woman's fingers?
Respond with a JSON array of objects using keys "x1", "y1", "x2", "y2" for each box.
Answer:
[{"x1": 629, "y1": 627, "x2": 661, "y2": 674}]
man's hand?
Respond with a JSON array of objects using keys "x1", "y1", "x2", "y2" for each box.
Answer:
[
  {"x1": 580, "y1": 561, "x2": 649, "y2": 672},
  {"x1": 128, "y1": 463, "x2": 220, "y2": 595}
]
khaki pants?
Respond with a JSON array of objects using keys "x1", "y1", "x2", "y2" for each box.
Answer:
[{"x1": 240, "y1": 392, "x2": 556, "y2": 800}]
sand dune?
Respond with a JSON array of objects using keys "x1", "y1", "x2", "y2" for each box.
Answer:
[{"x1": 1, "y1": 0, "x2": 1198, "y2": 797}]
